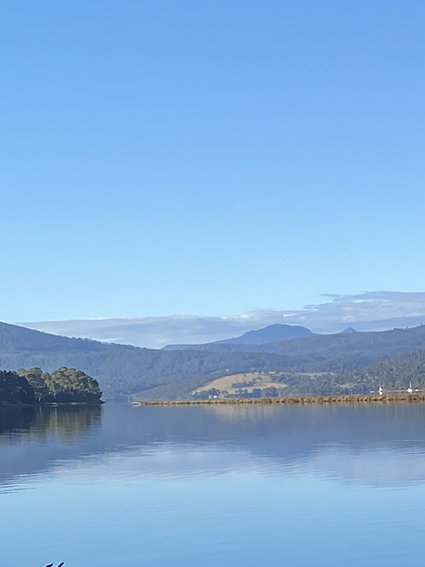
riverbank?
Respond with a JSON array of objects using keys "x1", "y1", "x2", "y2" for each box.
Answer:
[
  {"x1": 0, "y1": 401, "x2": 104, "y2": 408},
  {"x1": 133, "y1": 393, "x2": 425, "y2": 406}
]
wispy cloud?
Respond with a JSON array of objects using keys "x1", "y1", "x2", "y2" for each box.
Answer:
[{"x1": 17, "y1": 291, "x2": 425, "y2": 349}]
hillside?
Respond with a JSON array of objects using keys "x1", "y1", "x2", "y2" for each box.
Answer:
[
  {"x1": 164, "y1": 324, "x2": 314, "y2": 350},
  {"x1": 0, "y1": 322, "x2": 302, "y2": 401},
  {"x1": 136, "y1": 325, "x2": 425, "y2": 399},
  {"x1": 183, "y1": 349, "x2": 425, "y2": 400},
  {"x1": 279, "y1": 349, "x2": 425, "y2": 397},
  {"x1": 256, "y1": 326, "x2": 425, "y2": 367},
  {"x1": 3, "y1": 321, "x2": 425, "y2": 402},
  {"x1": 162, "y1": 326, "x2": 425, "y2": 368}
]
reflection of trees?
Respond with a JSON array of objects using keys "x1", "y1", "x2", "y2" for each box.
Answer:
[
  {"x1": 0, "y1": 406, "x2": 101, "y2": 441},
  {"x1": 0, "y1": 407, "x2": 36, "y2": 435},
  {"x1": 33, "y1": 406, "x2": 102, "y2": 439}
]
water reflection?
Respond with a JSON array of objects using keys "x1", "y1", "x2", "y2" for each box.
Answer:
[
  {"x1": 1, "y1": 403, "x2": 425, "y2": 487},
  {"x1": 3, "y1": 404, "x2": 425, "y2": 567},
  {"x1": 0, "y1": 405, "x2": 101, "y2": 439},
  {"x1": 0, "y1": 406, "x2": 36, "y2": 435},
  {"x1": 0, "y1": 406, "x2": 101, "y2": 487}
]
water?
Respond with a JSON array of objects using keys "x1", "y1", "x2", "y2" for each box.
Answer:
[{"x1": 1, "y1": 404, "x2": 425, "y2": 567}]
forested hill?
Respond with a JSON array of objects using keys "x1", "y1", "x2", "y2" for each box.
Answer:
[
  {"x1": 0, "y1": 322, "x2": 301, "y2": 401},
  {"x1": 344, "y1": 349, "x2": 425, "y2": 391},
  {"x1": 257, "y1": 326, "x2": 425, "y2": 359},
  {"x1": 162, "y1": 326, "x2": 425, "y2": 364},
  {"x1": 282, "y1": 350, "x2": 425, "y2": 396},
  {"x1": 2, "y1": 321, "x2": 425, "y2": 402}
]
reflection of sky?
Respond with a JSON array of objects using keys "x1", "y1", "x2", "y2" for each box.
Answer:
[
  {"x1": 3, "y1": 404, "x2": 425, "y2": 489},
  {"x1": 56, "y1": 444, "x2": 425, "y2": 486},
  {"x1": 3, "y1": 447, "x2": 425, "y2": 567},
  {"x1": 3, "y1": 406, "x2": 425, "y2": 567},
  {"x1": 4, "y1": 441, "x2": 425, "y2": 492}
]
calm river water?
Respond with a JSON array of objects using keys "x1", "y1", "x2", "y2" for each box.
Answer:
[{"x1": 1, "y1": 403, "x2": 425, "y2": 566}]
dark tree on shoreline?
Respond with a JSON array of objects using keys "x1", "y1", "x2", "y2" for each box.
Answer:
[{"x1": 0, "y1": 367, "x2": 102, "y2": 405}]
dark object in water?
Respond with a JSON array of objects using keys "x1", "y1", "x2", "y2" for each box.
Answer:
[{"x1": 46, "y1": 563, "x2": 64, "y2": 566}]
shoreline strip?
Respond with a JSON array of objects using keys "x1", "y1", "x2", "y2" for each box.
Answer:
[{"x1": 133, "y1": 393, "x2": 425, "y2": 406}]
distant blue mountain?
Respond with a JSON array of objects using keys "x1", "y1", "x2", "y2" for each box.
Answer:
[
  {"x1": 214, "y1": 324, "x2": 314, "y2": 345},
  {"x1": 164, "y1": 324, "x2": 314, "y2": 350}
]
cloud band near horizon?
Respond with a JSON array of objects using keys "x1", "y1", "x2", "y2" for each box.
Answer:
[{"x1": 16, "y1": 291, "x2": 425, "y2": 349}]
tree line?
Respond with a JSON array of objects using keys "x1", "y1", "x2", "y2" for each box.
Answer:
[{"x1": 0, "y1": 367, "x2": 102, "y2": 405}]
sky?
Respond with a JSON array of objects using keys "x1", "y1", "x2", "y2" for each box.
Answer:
[{"x1": 2, "y1": 1, "x2": 425, "y2": 346}]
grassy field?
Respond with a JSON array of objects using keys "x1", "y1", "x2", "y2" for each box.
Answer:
[{"x1": 191, "y1": 371, "x2": 288, "y2": 395}]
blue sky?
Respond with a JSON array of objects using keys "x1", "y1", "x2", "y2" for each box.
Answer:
[{"x1": 2, "y1": 1, "x2": 425, "y2": 334}]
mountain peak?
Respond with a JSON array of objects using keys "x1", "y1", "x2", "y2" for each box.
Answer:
[{"x1": 213, "y1": 324, "x2": 314, "y2": 345}]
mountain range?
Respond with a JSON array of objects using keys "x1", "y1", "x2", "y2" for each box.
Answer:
[
  {"x1": 1, "y1": 321, "x2": 425, "y2": 401},
  {"x1": 163, "y1": 324, "x2": 314, "y2": 350}
]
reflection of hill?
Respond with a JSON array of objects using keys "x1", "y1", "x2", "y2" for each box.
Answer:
[
  {"x1": 116, "y1": 404, "x2": 425, "y2": 486},
  {"x1": 2, "y1": 404, "x2": 425, "y2": 488}
]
